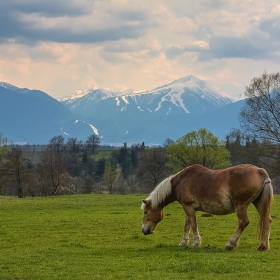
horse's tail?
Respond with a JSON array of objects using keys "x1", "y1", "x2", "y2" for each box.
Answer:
[{"x1": 256, "y1": 168, "x2": 273, "y2": 245}]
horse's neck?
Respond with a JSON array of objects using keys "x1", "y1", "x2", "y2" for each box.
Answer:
[{"x1": 159, "y1": 193, "x2": 177, "y2": 209}]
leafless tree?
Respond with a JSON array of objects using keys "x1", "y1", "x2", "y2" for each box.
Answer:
[
  {"x1": 36, "y1": 137, "x2": 68, "y2": 195},
  {"x1": 0, "y1": 133, "x2": 9, "y2": 194},
  {"x1": 67, "y1": 137, "x2": 83, "y2": 155},
  {"x1": 86, "y1": 134, "x2": 100, "y2": 154},
  {"x1": 239, "y1": 71, "x2": 280, "y2": 176},
  {"x1": 5, "y1": 145, "x2": 31, "y2": 198},
  {"x1": 136, "y1": 147, "x2": 170, "y2": 190}
]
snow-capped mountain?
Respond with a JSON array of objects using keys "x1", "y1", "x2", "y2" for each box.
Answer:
[
  {"x1": 59, "y1": 88, "x2": 134, "y2": 104},
  {"x1": 57, "y1": 75, "x2": 240, "y2": 144},
  {"x1": 0, "y1": 76, "x2": 243, "y2": 145},
  {"x1": 60, "y1": 76, "x2": 234, "y2": 118}
]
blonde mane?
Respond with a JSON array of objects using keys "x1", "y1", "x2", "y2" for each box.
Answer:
[{"x1": 141, "y1": 175, "x2": 174, "y2": 209}]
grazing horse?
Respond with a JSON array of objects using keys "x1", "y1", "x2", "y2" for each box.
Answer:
[{"x1": 141, "y1": 164, "x2": 273, "y2": 251}]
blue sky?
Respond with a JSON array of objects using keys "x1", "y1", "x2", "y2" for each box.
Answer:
[{"x1": 0, "y1": 0, "x2": 280, "y2": 99}]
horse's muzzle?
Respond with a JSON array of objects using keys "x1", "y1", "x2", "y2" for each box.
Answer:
[{"x1": 142, "y1": 225, "x2": 153, "y2": 235}]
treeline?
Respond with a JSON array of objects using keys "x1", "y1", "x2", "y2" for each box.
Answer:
[
  {"x1": 1, "y1": 127, "x2": 280, "y2": 198},
  {"x1": 0, "y1": 133, "x2": 171, "y2": 197}
]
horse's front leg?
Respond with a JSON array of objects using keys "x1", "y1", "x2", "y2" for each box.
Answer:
[
  {"x1": 182, "y1": 205, "x2": 201, "y2": 247},
  {"x1": 179, "y1": 215, "x2": 190, "y2": 246}
]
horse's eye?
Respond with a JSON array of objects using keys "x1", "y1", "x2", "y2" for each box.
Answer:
[{"x1": 144, "y1": 211, "x2": 148, "y2": 214}]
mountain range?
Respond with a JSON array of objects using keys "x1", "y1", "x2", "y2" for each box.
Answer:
[{"x1": 0, "y1": 76, "x2": 245, "y2": 145}]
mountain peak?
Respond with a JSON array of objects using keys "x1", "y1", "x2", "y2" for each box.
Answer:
[
  {"x1": 151, "y1": 75, "x2": 233, "y2": 101},
  {"x1": 170, "y1": 75, "x2": 206, "y2": 90},
  {"x1": 172, "y1": 75, "x2": 199, "y2": 84}
]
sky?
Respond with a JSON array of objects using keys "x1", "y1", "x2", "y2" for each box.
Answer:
[{"x1": 0, "y1": 0, "x2": 280, "y2": 99}]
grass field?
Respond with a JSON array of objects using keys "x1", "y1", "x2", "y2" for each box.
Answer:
[{"x1": 0, "y1": 194, "x2": 279, "y2": 280}]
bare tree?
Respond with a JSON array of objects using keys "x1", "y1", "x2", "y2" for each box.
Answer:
[
  {"x1": 67, "y1": 137, "x2": 83, "y2": 155},
  {"x1": 240, "y1": 71, "x2": 280, "y2": 143},
  {"x1": 86, "y1": 134, "x2": 100, "y2": 154},
  {"x1": 5, "y1": 145, "x2": 31, "y2": 198},
  {"x1": 66, "y1": 137, "x2": 83, "y2": 176},
  {"x1": 163, "y1": 138, "x2": 174, "y2": 147},
  {"x1": 36, "y1": 137, "x2": 67, "y2": 195},
  {"x1": 0, "y1": 133, "x2": 10, "y2": 194},
  {"x1": 239, "y1": 71, "x2": 280, "y2": 176},
  {"x1": 136, "y1": 147, "x2": 170, "y2": 190}
]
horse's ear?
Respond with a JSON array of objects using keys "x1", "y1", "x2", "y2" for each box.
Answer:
[{"x1": 142, "y1": 199, "x2": 151, "y2": 206}]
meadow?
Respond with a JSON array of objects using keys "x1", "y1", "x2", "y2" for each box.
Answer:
[{"x1": 0, "y1": 194, "x2": 279, "y2": 280}]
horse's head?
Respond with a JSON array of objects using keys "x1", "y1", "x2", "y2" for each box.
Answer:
[{"x1": 141, "y1": 199, "x2": 163, "y2": 235}]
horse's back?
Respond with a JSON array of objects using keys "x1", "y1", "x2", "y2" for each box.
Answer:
[{"x1": 173, "y1": 164, "x2": 266, "y2": 214}]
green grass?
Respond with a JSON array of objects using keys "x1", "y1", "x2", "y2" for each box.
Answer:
[
  {"x1": 0, "y1": 194, "x2": 279, "y2": 279},
  {"x1": 94, "y1": 149, "x2": 113, "y2": 160}
]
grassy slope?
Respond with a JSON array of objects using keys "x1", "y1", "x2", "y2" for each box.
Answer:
[
  {"x1": 93, "y1": 149, "x2": 113, "y2": 161},
  {"x1": 0, "y1": 194, "x2": 279, "y2": 280}
]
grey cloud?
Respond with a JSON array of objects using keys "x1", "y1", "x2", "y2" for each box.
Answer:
[
  {"x1": 207, "y1": 36, "x2": 262, "y2": 59},
  {"x1": 203, "y1": 35, "x2": 280, "y2": 62},
  {"x1": 117, "y1": 9, "x2": 149, "y2": 22},
  {"x1": 166, "y1": 35, "x2": 279, "y2": 62},
  {"x1": 260, "y1": 17, "x2": 280, "y2": 40},
  {"x1": 165, "y1": 45, "x2": 208, "y2": 59},
  {"x1": 162, "y1": 0, "x2": 224, "y2": 18},
  {"x1": 0, "y1": 1, "x2": 149, "y2": 45},
  {"x1": 10, "y1": 0, "x2": 91, "y2": 17},
  {"x1": 14, "y1": 25, "x2": 144, "y2": 44}
]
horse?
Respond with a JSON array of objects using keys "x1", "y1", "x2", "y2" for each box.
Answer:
[{"x1": 141, "y1": 164, "x2": 273, "y2": 251}]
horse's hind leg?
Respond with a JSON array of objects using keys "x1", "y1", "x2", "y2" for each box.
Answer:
[{"x1": 225, "y1": 205, "x2": 249, "y2": 250}]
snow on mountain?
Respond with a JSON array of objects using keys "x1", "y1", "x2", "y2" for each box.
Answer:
[
  {"x1": 120, "y1": 75, "x2": 234, "y2": 114},
  {"x1": 148, "y1": 75, "x2": 233, "y2": 112},
  {"x1": 60, "y1": 75, "x2": 234, "y2": 118},
  {"x1": 0, "y1": 77, "x2": 243, "y2": 144},
  {"x1": 59, "y1": 89, "x2": 90, "y2": 103},
  {"x1": 59, "y1": 88, "x2": 133, "y2": 104}
]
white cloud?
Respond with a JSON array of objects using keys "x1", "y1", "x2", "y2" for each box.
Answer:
[{"x1": 0, "y1": 0, "x2": 280, "y2": 98}]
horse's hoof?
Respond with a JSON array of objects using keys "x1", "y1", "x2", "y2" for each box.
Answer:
[
  {"x1": 225, "y1": 245, "x2": 234, "y2": 251},
  {"x1": 257, "y1": 245, "x2": 268, "y2": 251},
  {"x1": 179, "y1": 242, "x2": 186, "y2": 247}
]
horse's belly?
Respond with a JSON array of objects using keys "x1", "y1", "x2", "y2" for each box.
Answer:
[{"x1": 199, "y1": 197, "x2": 234, "y2": 215}]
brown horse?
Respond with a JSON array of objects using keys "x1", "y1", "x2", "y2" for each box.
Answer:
[{"x1": 141, "y1": 164, "x2": 273, "y2": 251}]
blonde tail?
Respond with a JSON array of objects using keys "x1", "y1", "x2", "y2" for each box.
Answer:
[{"x1": 256, "y1": 168, "x2": 273, "y2": 250}]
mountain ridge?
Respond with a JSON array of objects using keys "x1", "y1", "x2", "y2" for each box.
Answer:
[
  {"x1": 0, "y1": 76, "x2": 243, "y2": 144},
  {"x1": 60, "y1": 75, "x2": 235, "y2": 118}
]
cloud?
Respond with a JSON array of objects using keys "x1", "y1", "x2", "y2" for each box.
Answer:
[
  {"x1": 166, "y1": 41, "x2": 209, "y2": 59},
  {"x1": 260, "y1": 17, "x2": 280, "y2": 40},
  {"x1": 1, "y1": 0, "x2": 280, "y2": 99},
  {"x1": 9, "y1": 0, "x2": 90, "y2": 17},
  {"x1": 0, "y1": 0, "x2": 153, "y2": 44},
  {"x1": 199, "y1": 36, "x2": 269, "y2": 61}
]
